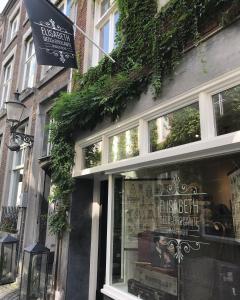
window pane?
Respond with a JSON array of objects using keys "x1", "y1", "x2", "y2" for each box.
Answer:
[
  {"x1": 113, "y1": 11, "x2": 119, "y2": 47},
  {"x1": 101, "y1": 0, "x2": 110, "y2": 16},
  {"x1": 213, "y1": 85, "x2": 240, "y2": 135},
  {"x1": 83, "y1": 141, "x2": 102, "y2": 168},
  {"x1": 149, "y1": 103, "x2": 200, "y2": 152},
  {"x1": 112, "y1": 153, "x2": 240, "y2": 299},
  {"x1": 109, "y1": 127, "x2": 139, "y2": 163},
  {"x1": 99, "y1": 21, "x2": 110, "y2": 58}
]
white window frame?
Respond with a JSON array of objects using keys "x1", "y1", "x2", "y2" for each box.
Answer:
[
  {"x1": 8, "y1": 124, "x2": 28, "y2": 207},
  {"x1": 1, "y1": 60, "x2": 13, "y2": 107},
  {"x1": 4, "y1": 4, "x2": 20, "y2": 48},
  {"x1": 22, "y1": 36, "x2": 37, "y2": 90},
  {"x1": 0, "y1": 46, "x2": 17, "y2": 108},
  {"x1": 75, "y1": 68, "x2": 240, "y2": 300},
  {"x1": 92, "y1": 0, "x2": 118, "y2": 66}
]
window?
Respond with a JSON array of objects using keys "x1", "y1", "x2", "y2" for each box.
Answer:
[
  {"x1": 22, "y1": 37, "x2": 36, "y2": 90},
  {"x1": 112, "y1": 152, "x2": 240, "y2": 300},
  {"x1": 213, "y1": 84, "x2": 240, "y2": 136},
  {"x1": 149, "y1": 103, "x2": 201, "y2": 152},
  {"x1": 109, "y1": 127, "x2": 139, "y2": 163},
  {"x1": 1, "y1": 59, "x2": 13, "y2": 107},
  {"x1": 83, "y1": 141, "x2": 102, "y2": 168},
  {"x1": 93, "y1": 0, "x2": 119, "y2": 64},
  {"x1": 8, "y1": 13, "x2": 19, "y2": 42},
  {"x1": 8, "y1": 125, "x2": 28, "y2": 207},
  {"x1": 42, "y1": 113, "x2": 53, "y2": 157}
]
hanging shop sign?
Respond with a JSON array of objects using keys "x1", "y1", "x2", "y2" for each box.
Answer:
[{"x1": 23, "y1": 0, "x2": 78, "y2": 69}]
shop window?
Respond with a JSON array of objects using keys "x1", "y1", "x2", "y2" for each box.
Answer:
[
  {"x1": 149, "y1": 102, "x2": 201, "y2": 152},
  {"x1": 109, "y1": 127, "x2": 139, "y2": 163},
  {"x1": 83, "y1": 141, "x2": 102, "y2": 168},
  {"x1": 93, "y1": 0, "x2": 119, "y2": 64},
  {"x1": 213, "y1": 84, "x2": 240, "y2": 136},
  {"x1": 111, "y1": 153, "x2": 240, "y2": 300},
  {"x1": 22, "y1": 37, "x2": 36, "y2": 90}
]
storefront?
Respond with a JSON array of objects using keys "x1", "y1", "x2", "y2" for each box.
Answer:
[{"x1": 71, "y1": 21, "x2": 240, "y2": 300}]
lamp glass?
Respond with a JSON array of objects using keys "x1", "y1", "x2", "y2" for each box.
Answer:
[{"x1": 5, "y1": 101, "x2": 26, "y2": 124}]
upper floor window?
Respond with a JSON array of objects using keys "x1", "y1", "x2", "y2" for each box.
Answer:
[
  {"x1": 22, "y1": 37, "x2": 36, "y2": 90},
  {"x1": 93, "y1": 0, "x2": 119, "y2": 65},
  {"x1": 8, "y1": 124, "x2": 28, "y2": 207},
  {"x1": 1, "y1": 59, "x2": 13, "y2": 108},
  {"x1": 9, "y1": 13, "x2": 19, "y2": 42}
]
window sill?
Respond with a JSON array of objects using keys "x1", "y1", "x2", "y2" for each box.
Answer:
[
  {"x1": 101, "y1": 285, "x2": 139, "y2": 300},
  {"x1": 37, "y1": 66, "x2": 65, "y2": 89},
  {"x1": 22, "y1": 17, "x2": 29, "y2": 27},
  {"x1": 3, "y1": 33, "x2": 18, "y2": 53},
  {"x1": 19, "y1": 87, "x2": 35, "y2": 101}
]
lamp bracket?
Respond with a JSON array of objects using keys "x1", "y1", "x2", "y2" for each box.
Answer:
[{"x1": 13, "y1": 132, "x2": 34, "y2": 147}]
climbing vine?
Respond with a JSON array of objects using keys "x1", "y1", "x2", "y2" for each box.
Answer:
[{"x1": 48, "y1": 0, "x2": 240, "y2": 235}]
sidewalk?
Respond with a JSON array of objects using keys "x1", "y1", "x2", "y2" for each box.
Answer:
[{"x1": 0, "y1": 282, "x2": 19, "y2": 300}]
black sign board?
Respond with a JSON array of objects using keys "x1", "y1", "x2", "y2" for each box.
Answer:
[{"x1": 23, "y1": 0, "x2": 78, "y2": 69}]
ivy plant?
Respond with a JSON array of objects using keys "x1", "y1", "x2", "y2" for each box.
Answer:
[{"x1": 49, "y1": 0, "x2": 240, "y2": 235}]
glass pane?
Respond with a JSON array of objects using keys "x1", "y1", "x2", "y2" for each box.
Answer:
[
  {"x1": 149, "y1": 103, "x2": 200, "y2": 152},
  {"x1": 20, "y1": 253, "x2": 30, "y2": 300},
  {"x1": 213, "y1": 85, "x2": 240, "y2": 135},
  {"x1": 83, "y1": 141, "x2": 102, "y2": 168},
  {"x1": 99, "y1": 21, "x2": 110, "y2": 59},
  {"x1": 101, "y1": 0, "x2": 110, "y2": 16},
  {"x1": 112, "y1": 153, "x2": 240, "y2": 300},
  {"x1": 29, "y1": 254, "x2": 47, "y2": 299},
  {"x1": 113, "y1": 11, "x2": 119, "y2": 48},
  {"x1": 109, "y1": 127, "x2": 139, "y2": 162},
  {"x1": 2, "y1": 245, "x2": 13, "y2": 279}
]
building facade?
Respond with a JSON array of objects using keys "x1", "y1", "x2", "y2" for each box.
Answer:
[
  {"x1": 1, "y1": 1, "x2": 240, "y2": 300},
  {"x1": 58, "y1": 1, "x2": 240, "y2": 300},
  {"x1": 0, "y1": 0, "x2": 87, "y2": 298}
]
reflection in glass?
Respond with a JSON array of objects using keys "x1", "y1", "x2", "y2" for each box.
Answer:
[
  {"x1": 149, "y1": 103, "x2": 200, "y2": 152},
  {"x1": 83, "y1": 141, "x2": 102, "y2": 169},
  {"x1": 101, "y1": 0, "x2": 110, "y2": 16},
  {"x1": 0, "y1": 235, "x2": 18, "y2": 285},
  {"x1": 109, "y1": 127, "x2": 139, "y2": 162},
  {"x1": 20, "y1": 244, "x2": 49, "y2": 300},
  {"x1": 112, "y1": 153, "x2": 240, "y2": 300},
  {"x1": 99, "y1": 21, "x2": 110, "y2": 59},
  {"x1": 213, "y1": 84, "x2": 240, "y2": 135}
]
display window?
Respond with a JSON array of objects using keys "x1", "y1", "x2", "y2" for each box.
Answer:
[
  {"x1": 109, "y1": 127, "x2": 139, "y2": 163},
  {"x1": 149, "y1": 103, "x2": 200, "y2": 152},
  {"x1": 111, "y1": 152, "x2": 240, "y2": 300},
  {"x1": 213, "y1": 84, "x2": 240, "y2": 136},
  {"x1": 83, "y1": 141, "x2": 102, "y2": 168}
]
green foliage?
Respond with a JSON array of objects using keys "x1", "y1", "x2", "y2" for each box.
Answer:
[{"x1": 49, "y1": 0, "x2": 240, "y2": 235}]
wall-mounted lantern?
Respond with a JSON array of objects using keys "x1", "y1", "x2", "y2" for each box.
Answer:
[
  {"x1": 20, "y1": 243, "x2": 50, "y2": 300},
  {"x1": 0, "y1": 235, "x2": 18, "y2": 285},
  {"x1": 5, "y1": 92, "x2": 34, "y2": 151}
]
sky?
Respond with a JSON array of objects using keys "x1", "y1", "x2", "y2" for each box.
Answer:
[{"x1": 0, "y1": 0, "x2": 8, "y2": 13}]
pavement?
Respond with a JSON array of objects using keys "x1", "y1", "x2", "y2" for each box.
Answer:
[{"x1": 0, "y1": 282, "x2": 19, "y2": 300}]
